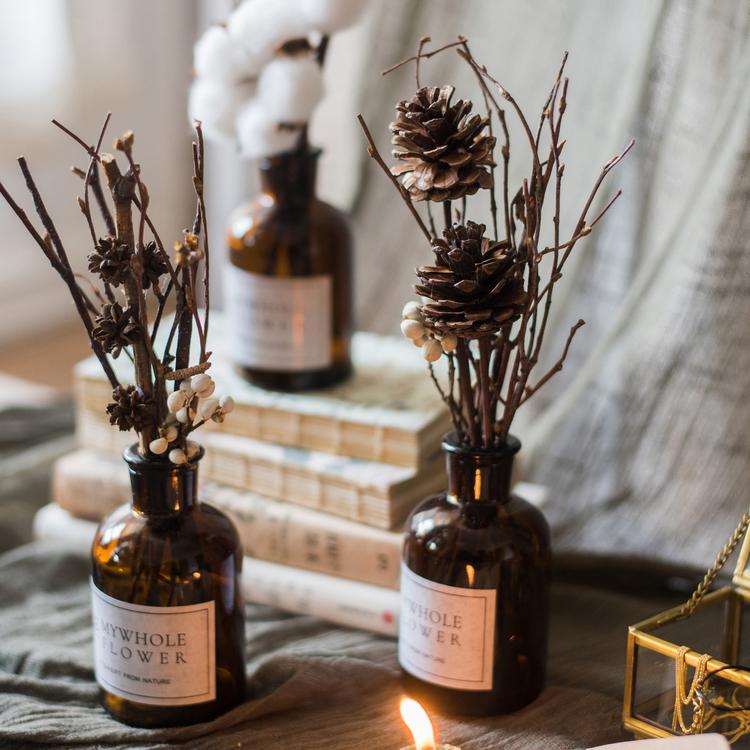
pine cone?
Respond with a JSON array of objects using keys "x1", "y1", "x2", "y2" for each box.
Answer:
[
  {"x1": 141, "y1": 241, "x2": 168, "y2": 290},
  {"x1": 390, "y1": 86, "x2": 495, "y2": 202},
  {"x1": 106, "y1": 385, "x2": 156, "y2": 432},
  {"x1": 88, "y1": 237, "x2": 132, "y2": 286},
  {"x1": 416, "y1": 221, "x2": 527, "y2": 337},
  {"x1": 92, "y1": 302, "x2": 138, "y2": 359}
]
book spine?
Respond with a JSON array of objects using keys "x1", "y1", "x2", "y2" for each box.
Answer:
[
  {"x1": 53, "y1": 451, "x2": 404, "y2": 589},
  {"x1": 33, "y1": 503, "x2": 399, "y2": 637},
  {"x1": 75, "y1": 410, "x2": 445, "y2": 529},
  {"x1": 241, "y1": 557, "x2": 399, "y2": 637}
]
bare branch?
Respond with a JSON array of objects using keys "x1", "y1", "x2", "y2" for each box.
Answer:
[
  {"x1": 519, "y1": 320, "x2": 585, "y2": 405},
  {"x1": 357, "y1": 114, "x2": 432, "y2": 241}
]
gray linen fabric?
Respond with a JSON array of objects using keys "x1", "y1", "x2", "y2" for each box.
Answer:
[{"x1": 0, "y1": 541, "x2": 680, "y2": 750}]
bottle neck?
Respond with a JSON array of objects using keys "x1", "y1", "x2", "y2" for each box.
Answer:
[
  {"x1": 444, "y1": 435, "x2": 520, "y2": 504},
  {"x1": 124, "y1": 444, "x2": 201, "y2": 515},
  {"x1": 258, "y1": 147, "x2": 320, "y2": 210}
]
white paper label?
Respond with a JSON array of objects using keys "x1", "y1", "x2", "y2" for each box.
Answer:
[
  {"x1": 224, "y1": 264, "x2": 332, "y2": 371},
  {"x1": 91, "y1": 582, "x2": 216, "y2": 706},
  {"x1": 398, "y1": 562, "x2": 496, "y2": 691}
]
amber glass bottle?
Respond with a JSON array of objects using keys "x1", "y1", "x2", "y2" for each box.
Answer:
[
  {"x1": 399, "y1": 434, "x2": 550, "y2": 716},
  {"x1": 225, "y1": 147, "x2": 353, "y2": 390},
  {"x1": 90, "y1": 445, "x2": 245, "y2": 727}
]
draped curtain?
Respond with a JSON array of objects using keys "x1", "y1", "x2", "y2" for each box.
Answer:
[{"x1": 2, "y1": 0, "x2": 749, "y2": 568}]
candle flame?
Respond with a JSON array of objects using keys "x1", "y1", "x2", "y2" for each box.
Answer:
[{"x1": 400, "y1": 698, "x2": 436, "y2": 750}]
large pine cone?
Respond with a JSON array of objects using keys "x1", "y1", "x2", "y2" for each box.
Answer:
[
  {"x1": 390, "y1": 86, "x2": 495, "y2": 202},
  {"x1": 416, "y1": 221, "x2": 527, "y2": 337},
  {"x1": 106, "y1": 385, "x2": 156, "y2": 432}
]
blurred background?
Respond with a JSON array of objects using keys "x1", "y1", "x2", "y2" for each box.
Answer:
[{"x1": 2, "y1": 0, "x2": 750, "y2": 572}]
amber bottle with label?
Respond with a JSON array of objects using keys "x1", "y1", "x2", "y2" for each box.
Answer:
[
  {"x1": 90, "y1": 445, "x2": 245, "y2": 727},
  {"x1": 399, "y1": 434, "x2": 550, "y2": 715},
  {"x1": 225, "y1": 147, "x2": 353, "y2": 390}
]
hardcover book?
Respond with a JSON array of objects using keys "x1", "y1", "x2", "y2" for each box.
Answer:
[
  {"x1": 52, "y1": 449, "x2": 403, "y2": 589},
  {"x1": 74, "y1": 313, "x2": 451, "y2": 469},
  {"x1": 75, "y1": 412, "x2": 444, "y2": 529},
  {"x1": 33, "y1": 503, "x2": 400, "y2": 637}
]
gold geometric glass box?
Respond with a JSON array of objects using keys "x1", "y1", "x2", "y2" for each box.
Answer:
[{"x1": 624, "y1": 514, "x2": 750, "y2": 745}]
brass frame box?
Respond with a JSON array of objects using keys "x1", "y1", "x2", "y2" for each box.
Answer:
[{"x1": 624, "y1": 529, "x2": 750, "y2": 745}]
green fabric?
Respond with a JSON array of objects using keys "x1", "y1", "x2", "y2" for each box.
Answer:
[{"x1": 0, "y1": 541, "x2": 680, "y2": 750}]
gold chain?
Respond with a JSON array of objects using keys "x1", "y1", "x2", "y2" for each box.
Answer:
[
  {"x1": 673, "y1": 646, "x2": 711, "y2": 734},
  {"x1": 679, "y1": 510, "x2": 750, "y2": 619}
]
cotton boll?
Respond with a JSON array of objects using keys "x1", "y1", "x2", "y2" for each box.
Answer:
[
  {"x1": 194, "y1": 24, "x2": 264, "y2": 82},
  {"x1": 299, "y1": 0, "x2": 369, "y2": 32},
  {"x1": 188, "y1": 78, "x2": 255, "y2": 145},
  {"x1": 228, "y1": 0, "x2": 311, "y2": 67},
  {"x1": 257, "y1": 56, "x2": 324, "y2": 123},
  {"x1": 236, "y1": 99, "x2": 300, "y2": 159}
]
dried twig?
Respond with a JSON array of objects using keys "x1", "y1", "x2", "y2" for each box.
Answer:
[
  {"x1": 357, "y1": 114, "x2": 432, "y2": 241},
  {"x1": 370, "y1": 38, "x2": 631, "y2": 447},
  {"x1": 0, "y1": 118, "x2": 222, "y2": 458}
]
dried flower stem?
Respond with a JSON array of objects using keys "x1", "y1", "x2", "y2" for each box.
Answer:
[
  {"x1": 357, "y1": 114, "x2": 432, "y2": 241},
  {"x1": 369, "y1": 38, "x2": 632, "y2": 448},
  {"x1": 1, "y1": 118, "x2": 218, "y2": 457}
]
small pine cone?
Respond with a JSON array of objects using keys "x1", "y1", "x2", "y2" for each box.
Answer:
[
  {"x1": 390, "y1": 85, "x2": 495, "y2": 203},
  {"x1": 416, "y1": 221, "x2": 527, "y2": 337},
  {"x1": 106, "y1": 385, "x2": 156, "y2": 432},
  {"x1": 92, "y1": 302, "x2": 139, "y2": 359},
  {"x1": 141, "y1": 241, "x2": 168, "y2": 290},
  {"x1": 88, "y1": 237, "x2": 132, "y2": 287}
]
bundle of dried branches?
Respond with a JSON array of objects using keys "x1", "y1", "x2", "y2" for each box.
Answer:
[
  {"x1": 0, "y1": 116, "x2": 231, "y2": 462},
  {"x1": 360, "y1": 36, "x2": 633, "y2": 449}
]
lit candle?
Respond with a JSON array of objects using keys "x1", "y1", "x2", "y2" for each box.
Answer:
[{"x1": 398, "y1": 698, "x2": 461, "y2": 750}]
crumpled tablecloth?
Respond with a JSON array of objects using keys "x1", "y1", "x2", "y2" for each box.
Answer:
[{"x1": 0, "y1": 540, "x2": 680, "y2": 750}]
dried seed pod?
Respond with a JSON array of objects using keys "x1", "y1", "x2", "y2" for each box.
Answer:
[
  {"x1": 422, "y1": 339, "x2": 443, "y2": 362},
  {"x1": 198, "y1": 398, "x2": 219, "y2": 420},
  {"x1": 219, "y1": 395, "x2": 235, "y2": 414},
  {"x1": 402, "y1": 301, "x2": 423, "y2": 321},
  {"x1": 191, "y1": 373, "x2": 215, "y2": 398},
  {"x1": 400, "y1": 319, "x2": 425, "y2": 340},
  {"x1": 167, "y1": 390, "x2": 188, "y2": 414},
  {"x1": 162, "y1": 425, "x2": 178, "y2": 442},
  {"x1": 149, "y1": 437, "x2": 168, "y2": 455},
  {"x1": 169, "y1": 448, "x2": 187, "y2": 465},
  {"x1": 441, "y1": 334, "x2": 458, "y2": 353},
  {"x1": 106, "y1": 386, "x2": 156, "y2": 433}
]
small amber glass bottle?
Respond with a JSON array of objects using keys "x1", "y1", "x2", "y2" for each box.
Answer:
[
  {"x1": 399, "y1": 434, "x2": 550, "y2": 716},
  {"x1": 90, "y1": 444, "x2": 246, "y2": 727},
  {"x1": 225, "y1": 147, "x2": 353, "y2": 390}
]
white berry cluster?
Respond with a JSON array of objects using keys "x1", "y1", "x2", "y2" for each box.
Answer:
[
  {"x1": 400, "y1": 301, "x2": 458, "y2": 362},
  {"x1": 189, "y1": 0, "x2": 368, "y2": 157},
  {"x1": 149, "y1": 373, "x2": 235, "y2": 465}
]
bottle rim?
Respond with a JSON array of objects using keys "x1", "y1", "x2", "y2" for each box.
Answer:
[
  {"x1": 441, "y1": 431, "x2": 521, "y2": 458},
  {"x1": 122, "y1": 442, "x2": 204, "y2": 471},
  {"x1": 258, "y1": 146, "x2": 322, "y2": 171}
]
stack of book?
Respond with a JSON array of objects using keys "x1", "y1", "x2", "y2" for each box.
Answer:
[{"x1": 34, "y1": 316, "x2": 452, "y2": 636}]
